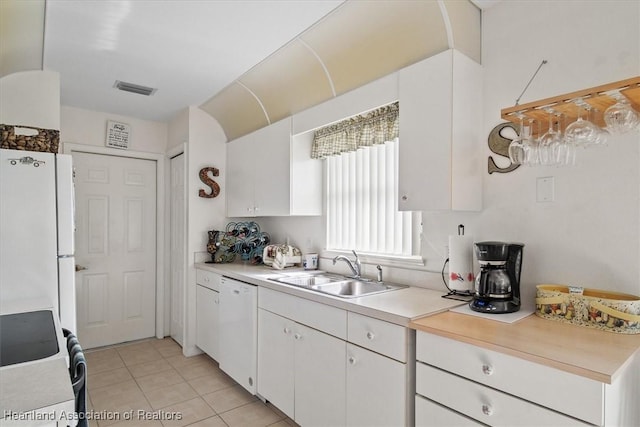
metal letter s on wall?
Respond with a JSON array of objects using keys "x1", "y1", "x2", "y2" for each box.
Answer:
[{"x1": 487, "y1": 122, "x2": 521, "y2": 174}]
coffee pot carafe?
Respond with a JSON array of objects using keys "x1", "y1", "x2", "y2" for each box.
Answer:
[{"x1": 470, "y1": 241, "x2": 524, "y2": 314}]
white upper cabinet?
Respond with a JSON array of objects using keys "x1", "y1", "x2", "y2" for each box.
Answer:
[
  {"x1": 398, "y1": 49, "x2": 482, "y2": 211},
  {"x1": 226, "y1": 117, "x2": 322, "y2": 217}
]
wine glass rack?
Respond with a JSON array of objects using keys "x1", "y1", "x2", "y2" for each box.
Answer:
[{"x1": 501, "y1": 76, "x2": 640, "y2": 137}]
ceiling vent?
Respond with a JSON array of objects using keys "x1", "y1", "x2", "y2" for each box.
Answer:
[{"x1": 113, "y1": 80, "x2": 157, "y2": 96}]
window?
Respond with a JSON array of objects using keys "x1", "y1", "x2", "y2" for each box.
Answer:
[{"x1": 312, "y1": 102, "x2": 414, "y2": 258}]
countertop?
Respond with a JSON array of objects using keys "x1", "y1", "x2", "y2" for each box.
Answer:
[
  {"x1": 195, "y1": 262, "x2": 465, "y2": 325},
  {"x1": 410, "y1": 311, "x2": 640, "y2": 384}
]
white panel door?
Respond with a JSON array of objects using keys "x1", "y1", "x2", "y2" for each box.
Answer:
[
  {"x1": 74, "y1": 152, "x2": 156, "y2": 348},
  {"x1": 346, "y1": 343, "x2": 406, "y2": 426},
  {"x1": 170, "y1": 153, "x2": 185, "y2": 345},
  {"x1": 294, "y1": 323, "x2": 346, "y2": 427},
  {"x1": 257, "y1": 309, "x2": 295, "y2": 418}
]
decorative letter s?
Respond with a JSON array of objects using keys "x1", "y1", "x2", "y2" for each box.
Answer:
[
  {"x1": 487, "y1": 122, "x2": 521, "y2": 174},
  {"x1": 198, "y1": 167, "x2": 220, "y2": 198}
]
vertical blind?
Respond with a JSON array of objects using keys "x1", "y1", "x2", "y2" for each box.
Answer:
[{"x1": 326, "y1": 138, "x2": 412, "y2": 256}]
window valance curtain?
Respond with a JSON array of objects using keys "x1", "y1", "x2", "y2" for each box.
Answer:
[{"x1": 311, "y1": 101, "x2": 399, "y2": 159}]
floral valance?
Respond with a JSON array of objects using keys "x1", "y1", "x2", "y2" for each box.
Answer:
[{"x1": 311, "y1": 101, "x2": 399, "y2": 159}]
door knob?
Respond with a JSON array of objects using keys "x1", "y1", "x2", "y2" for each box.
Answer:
[{"x1": 75, "y1": 265, "x2": 87, "y2": 272}]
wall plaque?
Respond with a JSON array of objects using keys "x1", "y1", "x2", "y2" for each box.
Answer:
[{"x1": 106, "y1": 120, "x2": 131, "y2": 149}]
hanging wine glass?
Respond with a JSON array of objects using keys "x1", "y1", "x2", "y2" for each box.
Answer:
[
  {"x1": 539, "y1": 108, "x2": 561, "y2": 166},
  {"x1": 508, "y1": 113, "x2": 527, "y2": 165},
  {"x1": 604, "y1": 90, "x2": 640, "y2": 134},
  {"x1": 589, "y1": 105, "x2": 609, "y2": 146},
  {"x1": 564, "y1": 98, "x2": 601, "y2": 148},
  {"x1": 521, "y1": 118, "x2": 539, "y2": 166},
  {"x1": 555, "y1": 114, "x2": 577, "y2": 167}
]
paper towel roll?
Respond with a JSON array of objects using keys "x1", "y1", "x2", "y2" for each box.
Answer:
[{"x1": 448, "y1": 235, "x2": 474, "y2": 293}]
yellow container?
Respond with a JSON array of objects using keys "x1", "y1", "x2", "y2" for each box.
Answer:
[{"x1": 535, "y1": 284, "x2": 640, "y2": 334}]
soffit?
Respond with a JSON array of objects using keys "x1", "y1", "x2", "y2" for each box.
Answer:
[
  {"x1": 239, "y1": 39, "x2": 335, "y2": 124},
  {"x1": 199, "y1": 83, "x2": 270, "y2": 140},
  {"x1": 200, "y1": 0, "x2": 481, "y2": 141},
  {"x1": 444, "y1": 0, "x2": 482, "y2": 63},
  {"x1": 300, "y1": 0, "x2": 449, "y2": 96}
]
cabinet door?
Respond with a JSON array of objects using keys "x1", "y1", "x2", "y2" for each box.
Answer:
[
  {"x1": 253, "y1": 118, "x2": 291, "y2": 216},
  {"x1": 416, "y1": 395, "x2": 482, "y2": 427},
  {"x1": 226, "y1": 135, "x2": 255, "y2": 217},
  {"x1": 257, "y1": 309, "x2": 295, "y2": 419},
  {"x1": 398, "y1": 49, "x2": 453, "y2": 211},
  {"x1": 295, "y1": 323, "x2": 346, "y2": 427},
  {"x1": 195, "y1": 285, "x2": 219, "y2": 360},
  {"x1": 398, "y1": 49, "x2": 482, "y2": 212},
  {"x1": 346, "y1": 343, "x2": 406, "y2": 427}
]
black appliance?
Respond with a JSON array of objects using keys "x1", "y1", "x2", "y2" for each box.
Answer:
[{"x1": 470, "y1": 241, "x2": 524, "y2": 314}]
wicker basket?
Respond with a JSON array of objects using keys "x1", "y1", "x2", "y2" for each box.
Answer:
[
  {"x1": 1, "y1": 124, "x2": 60, "y2": 153},
  {"x1": 535, "y1": 284, "x2": 640, "y2": 334}
]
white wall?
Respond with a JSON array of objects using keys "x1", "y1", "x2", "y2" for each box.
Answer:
[
  {"x1": 0, "y1": 70, "x2": 60, "y2": 129},
  {"x1": 60, "y1": 105, "x2": 168, "y2": 153},
  {"x1": 432, "y1": 0, "x2": 640, "y2": 302},
  {"x1": 256, "y1": 1, "x2": 640, "y2": 303},
  {"x1": 183, "y1": 106, "x2": 227, "y2": 355}
]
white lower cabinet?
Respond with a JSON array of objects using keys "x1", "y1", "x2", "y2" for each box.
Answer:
[
  {"x1": 294, "y1": 323, "x2": 346, "y2": 427},
  {"x1": 195, "y1": 285, "x2": 219, "y2": 360},
  {"x1": 415, "y1": 331, "x2": 594, "y2": 426},
  {"x1": 415, "y1": 395, "x2": 481, "y2": 427},
  {"x1": 346, "y1": 343, "x2": 406, "y2": 427},
  {"x1": 257, "y1": 288, "x2": 411, "y2": 427},
  {"x1": 256, "y1": 309, "x2": 295, "y2": 417},
  {"x1": 195, "y1": 269, "x2": 221, "y2": 361},
  {"x1": 257, "y1": 307, "x2": 346, "y2": 426}
]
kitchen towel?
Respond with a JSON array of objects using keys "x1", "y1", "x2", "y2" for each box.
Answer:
[{"x1": 448, "y1": 234, "x2": 475, "y2": 293}]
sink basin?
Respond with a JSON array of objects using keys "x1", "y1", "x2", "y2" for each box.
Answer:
[
  {"x1": 272, "y1": 274, "x2": 406, "y2": 298},
  {"x1": 311, "y1": 280, "x2": 406, "y2": 298},
  {"x1": 273, "y1": 273, "x2": 345, "y2": 288}
]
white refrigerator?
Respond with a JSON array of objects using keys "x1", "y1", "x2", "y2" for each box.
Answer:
[{"x1": 0, "y1": 148, "x2": 76, "y2": 332}]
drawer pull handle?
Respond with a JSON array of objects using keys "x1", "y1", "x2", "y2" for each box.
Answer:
[
  {"x1": 294, "y1": 333, "x2": 302, "y2": 340},
  {"x1": 482, "y1": 364, "x2": 493, "y2": 376},
  {"x1": 283, "y1": 327, "x2": 290, "y2": 334},
  {"x1": 204, "y1": 276, "x2": 210, "y2": 282},
  {"x1": 366, "y1": 332, "x2": 375, "y2": 340},
  {"x1": 481, "y1": 404, "x2": 493, "y2": 416},
  {"x1": 348, "y1": 356, "x2": 356, "y2": 365}
]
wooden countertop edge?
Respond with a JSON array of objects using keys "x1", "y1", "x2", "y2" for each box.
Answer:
[{"x1": 409, "y1": 312, "x2": 640, "y2": 385}]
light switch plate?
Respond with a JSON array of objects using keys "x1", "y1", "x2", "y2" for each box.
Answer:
[{"x1": 536, "y1": 176, "x2": 555, "y2": 202}]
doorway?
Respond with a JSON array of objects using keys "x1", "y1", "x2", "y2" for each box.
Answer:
[{"x1": 72, "y1": 150, "x2": 159, "y2": 348}]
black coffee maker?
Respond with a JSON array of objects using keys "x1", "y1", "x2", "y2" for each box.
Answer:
[{"x1": 470, "y1": 241, "x2": 524, "y2": 314}]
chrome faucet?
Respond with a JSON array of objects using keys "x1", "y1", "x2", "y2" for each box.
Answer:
[{"x1": 332, "y1": 250, "x2": 361, "y2": 279}]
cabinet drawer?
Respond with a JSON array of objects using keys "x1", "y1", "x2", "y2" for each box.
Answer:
[
  {"x1": 196, "y1": 269, "x2": 221, "y2": 291},
  {"x1": 259, "y1": 287, "x2": 346, "y2": 339},
  {"x1": 415, "y1": 395, "x2": 481, "y2": 427},
  {"x1": 347, "y1": 312, "x2": 407, "y2": 362},
  {"x1": 416, "y1": 332, "x2": 604, "y2": 425},
  {"x1": 416, "y1": 363, "x2": 588, "y2": 426}
]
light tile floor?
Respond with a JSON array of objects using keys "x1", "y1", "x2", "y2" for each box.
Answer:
[{"x1": 85, "y1": 338, "x2": 298, "y2": 427}]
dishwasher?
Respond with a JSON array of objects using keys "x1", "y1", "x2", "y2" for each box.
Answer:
[{"x1": 218, "y1": 276, "x2": 257, "y2": 394}]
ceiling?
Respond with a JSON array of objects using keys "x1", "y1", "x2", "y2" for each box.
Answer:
[
  {"x1": 41, "y1": 0, "x2": 344, "y2": 122},
  {"x1": 2, "y1": 0, "x2": 492, "y2": 140}
]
